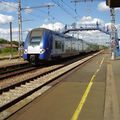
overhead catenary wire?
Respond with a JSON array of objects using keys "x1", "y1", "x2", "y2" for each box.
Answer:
[
  {"x1": 61, "y1": 0, "x2": 83, "y2": 21},
  {"x1": 0, "y1": 0, "x2": 65, "y2": 29},
  {"x1": 0, "y1": 0, "x2": 75, "y2": 28},
  {"x1": 21, "y1": 3, "x2": 55, "y2": 20},
  {"x1": 20, "y1": 1, "x2": 65, "y2": 24},
  {"x1": 51, "y1": 0, "x2": 77, "y2": 21},
  {"x1": 61, "y1": 0, "x2": 79, "y2": 15},
  {"x1": 21, "y1": 7, "x2": 64, "y2": 24}
]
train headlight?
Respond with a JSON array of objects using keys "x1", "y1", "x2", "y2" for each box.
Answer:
[
  {"x1": 40, "y1": 49, "x2": 45, "y2": 54},
  {"x1": 24, "y1": 49, "x2": 28, "y2": 54}
]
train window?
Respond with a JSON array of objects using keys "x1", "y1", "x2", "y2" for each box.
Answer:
[
  {"x1": 31, "y1": 30, "x2": 43, "y2": 37},
  {"x1": 30, "y1": 37, "x2": 42, "y2": 45},
  {"x1": 55, "y1": 41, "x2": 62, "y2": 49},
  {"x1": 30, "y1": 30, "x2": 43, "y2": 45}
]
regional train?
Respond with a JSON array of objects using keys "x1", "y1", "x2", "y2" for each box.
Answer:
[{"x1": 23, "y1": 28, "x2": 99, "y2": 63}]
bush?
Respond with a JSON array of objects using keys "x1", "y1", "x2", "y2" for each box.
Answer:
[
  {"x1": 12, "y1": 41, "x2": 19, "y2": 46},
  {"x1": 0, "y1": 48, "x2": 17, "y2": 53},
  {"x1": 0, "y1": 38, "x2": 9, "y2": 44},
  {"x1": 2, "y1": 48, "x2": 10, "y2": 53},
  {"x1": 0, "y1": 38, "x2": 19, "y2": 46}
]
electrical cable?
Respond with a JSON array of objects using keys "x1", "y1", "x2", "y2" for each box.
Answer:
[{"x1": 52, "y1": 0, "x2": 77, "y2": 20}]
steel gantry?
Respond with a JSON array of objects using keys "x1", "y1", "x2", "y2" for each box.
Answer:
[
  {"x1": 63, "y1": 23, "x2": 110, "y2": 35},
  {"x1": 70, "y1": 0, "x2": 119, "y2": 60},
  {"x1": 17, "y1": 0, "x2": 119, "y2": 59}
]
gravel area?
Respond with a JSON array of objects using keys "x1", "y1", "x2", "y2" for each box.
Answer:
[
  {"x1": 0, "y1": 58, "x2": 27, "y2": 68},
  {"x1": 0, "y1": 64, "x2": 63, "y2": 89},
  {"x1": 0, "y1": 52, "x2": 100, "y2": 89}
]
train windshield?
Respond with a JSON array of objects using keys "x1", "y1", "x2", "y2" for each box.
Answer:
[{"x1": 30, "y1": 30, "x2": 43, "y2": 45}]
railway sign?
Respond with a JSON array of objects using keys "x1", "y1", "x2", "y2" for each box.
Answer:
[{"x1": 106, "y1": 0, "x2": 120, "y2": 8}]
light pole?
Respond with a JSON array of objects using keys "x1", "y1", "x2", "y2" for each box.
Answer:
[
  {"x1": 17, "y1": 2, "x2": 55, "y2": 56},
  {"x1": 10, "y1": 22, "x2": 13, "y2": 59},
  {"x1": 110, "y1": 8, "x2": 116, "y2": 60},
  {"x1": 18, "y1": 0, "x2": 22, "y2": 58}
]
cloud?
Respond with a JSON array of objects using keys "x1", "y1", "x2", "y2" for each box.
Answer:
[
  {"x1": 0, "y1": 15, "x2": 113, "y2": 45},
  {"x1": 0, "y1": 28, "x2": 18, "y2": 41},
  {"x1": 67, "y1": 30, "x2": 110, "y2": 45},
  {"x1": 24, "y1": 7, "x2": 33, "y2": 14},
  {"x1": 0, "y1": 14, "x2": 14, "y2": 24},
  {"x1": 40, "y1": 16, "x2": 104, "y2": 32},
  {"x1": 98, "y1": 2, "x2": 120, "y2": 12},
  {"x1": 40, "y1": 22, "x2": 64, "y2": 31},
  {"x1": 39, "y1": 16, "x2": 111, "y2": 45},
  {"x1": 0, "y1": 27, "x2": 31, "y2": 41},
  {"x1": 0, "y1": 1, "x2": 17, "y2": 12},
  {"x1": 68, "y1": 16, "x2": 110, "y2": 45},
  {"x1": 0, "y1": 28, "x2": 18, "y2": 34},
  {"x1": 116, "y1": 24, "x2": 120, "y2": 29},
  {"x1": 78, "y1": 16, "x2": 104, "y2": 25},
  {"x1": 116, "y1": 24, "x2": 120, "y2": 38},
  {"x1": 98, "y1": 2, "x2": 109, "y2": 11}
]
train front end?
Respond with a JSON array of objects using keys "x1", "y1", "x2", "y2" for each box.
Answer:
[{"x1": 23, "y1": 29, "x2": 47, "y2": 63}]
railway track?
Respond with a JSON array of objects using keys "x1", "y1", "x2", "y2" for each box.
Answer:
[
  {"x1": 0, "y1": 53, "x2": 92, "y2": 82},
  {"x1": 0, "y1": 51, "x2": 102, "y2": 119},
  {"x1": 0, "y1": 62, "x2": 29, "y2": 76},
  {"x1": 0, "y1": 55, "x2": 23, "y2": 61},
  {"x1": 0, "y1": 66, "x2": 37, "y2": 80},
  {"x1": 0, "y1": 56, "x2": 78, "y2": 80}
]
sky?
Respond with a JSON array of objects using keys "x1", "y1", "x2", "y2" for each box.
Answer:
[{"x1": 0, "y1": 0, "x2": 120, "y2": 45}]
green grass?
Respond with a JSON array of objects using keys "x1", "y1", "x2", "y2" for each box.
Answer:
[
  {"x1": 0, "y1": 52, "x2": 18, "y2": 57},
  {"x1": 0, "y1": 48, "x2": 19, "y2": 57}
]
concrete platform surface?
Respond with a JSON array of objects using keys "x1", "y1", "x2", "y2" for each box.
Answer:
[{"x1": 6, "y1": 52, "x2": 120, "y2": 120}]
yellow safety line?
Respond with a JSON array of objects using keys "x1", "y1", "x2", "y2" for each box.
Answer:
[
  {"x1": 71, "y1": 57, "x2": 104, "y2": 120},
  {"x1": 99, "y1": 57, "x2": 104, "y2": 68}
]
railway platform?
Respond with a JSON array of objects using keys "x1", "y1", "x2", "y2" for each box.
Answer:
[{"x1": 3, "y1": 51, "x2": 120, "y2": 120}]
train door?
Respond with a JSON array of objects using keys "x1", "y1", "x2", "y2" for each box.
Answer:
[
  {"x1": 43, "y1": 31, "x2": 52, "y2": 60},
  {"x1": 52, "y1": 34, "x2": 63, "y2": 57},
  {"x1": 55, "y1": 40, "x2": 62, "y2": 54},
  {"x1": 62, "y1": 42, "x2": 64, "y2": 52}
]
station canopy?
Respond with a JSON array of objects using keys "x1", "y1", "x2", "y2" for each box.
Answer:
[{"x1": 106, "y1": 0, "x2": 120, "y2": 7}]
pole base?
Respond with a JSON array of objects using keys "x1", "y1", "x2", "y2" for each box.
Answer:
[{"x1": 111, "y1": 52, "x2": 115, "y2": 60}]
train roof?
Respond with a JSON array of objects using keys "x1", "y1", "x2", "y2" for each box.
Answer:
[
  {"x1": 31, "y1": 28, "x2": 49, "y2": 32},
  {"x1": 31, "y1": 28, "x2": 71, "y2": 36},
  {"x1": 31, "y1": 28, "x2": 83, "y2": 41},
  {"x1": 30, "y1": 28, "x2": 98, "y2": 46}
]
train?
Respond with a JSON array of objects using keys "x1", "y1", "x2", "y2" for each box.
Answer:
[{"x1": 23, "y1": 28, "x2": 99, "y2": 63}]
